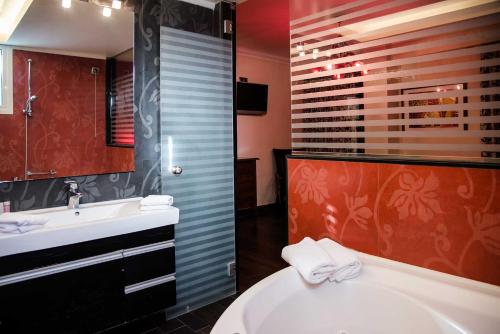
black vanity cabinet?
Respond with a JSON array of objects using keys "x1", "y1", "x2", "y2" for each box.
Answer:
[
  {"x1": 0, "y1": 257, "x2": 125, "y2": 333},
  {"x1": 0, "y1": 225, "x2": 176, "y2": 334}
]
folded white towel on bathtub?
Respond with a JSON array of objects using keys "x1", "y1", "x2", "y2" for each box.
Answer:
[
  {"x1": 317, "y1": 238, "x2": 362, "y2": 282},
  {"x1": 281, "y1": 237, "x2": 336, "y2": 284},
  {"x1": 0, "y1": 213, "x2": 49, "y2": 226},
  {"x1": 140, "y1": 195, "x2": 173, "y2": 206}
]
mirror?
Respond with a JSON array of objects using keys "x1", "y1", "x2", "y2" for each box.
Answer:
[{"x1": 0, "y1": 0, "x2": 134, "y2": 182}]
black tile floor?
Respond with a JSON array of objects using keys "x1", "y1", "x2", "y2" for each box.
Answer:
[
  {"x1": 236, "y1": 205, "x2": 288, "y2": 292},
  {"x1": 105, "y1": 295, "x2": 236, "y2": 334},
  {"x1": 108, "y1": 206, "x2": 287, "y2": 334}
]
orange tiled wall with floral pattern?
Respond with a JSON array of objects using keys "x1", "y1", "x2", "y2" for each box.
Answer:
[{"x1": 288, "y1": 158, "x2": 500, "y2": 286}]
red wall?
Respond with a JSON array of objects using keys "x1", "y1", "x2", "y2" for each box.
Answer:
[
  {"x1": 288, "y1": 158, "x2": 500, "y2": 286},
  {"x1": 0, "y1": 50, "x2": 134, "y2": 180}
]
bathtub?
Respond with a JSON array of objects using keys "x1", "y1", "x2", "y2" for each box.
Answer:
[{"x1": 212, "y1": 252, "x2": 500, "y2": 334}]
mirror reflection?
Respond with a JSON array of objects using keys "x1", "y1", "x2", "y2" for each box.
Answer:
[{"x1": 0, "y1": 0, "x2": 134, "y2": 182}]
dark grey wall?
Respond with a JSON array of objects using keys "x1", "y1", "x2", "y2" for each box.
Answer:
[
  {"x1": 0, "y1": 0, "x2": 163, "y2": 211},
  {"x1": 161, "y1": 0, "x2": 215, "y2": 34}
]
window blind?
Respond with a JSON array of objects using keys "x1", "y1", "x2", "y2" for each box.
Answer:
[
  {"x1": 290, "y1": 0, "x2": 500, "y2": 159},
  {"x1": 109, "y1": 62, "x2": 134, "y2": 146}
]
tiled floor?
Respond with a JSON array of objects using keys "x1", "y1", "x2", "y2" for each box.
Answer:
[
  {"x1": 236, "y1": 205, "x2": 288, "y2": 292},
  {"x1": 109, "y1": 206, "x2": 287, "y2": 334},
  {"x1": 106, "y1": 295, "x2": 236, "y2": 334}
]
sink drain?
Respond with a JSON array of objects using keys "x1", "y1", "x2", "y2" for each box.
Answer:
[{"x1": 337, "y1": 330, "x2": 349, "y2": 334}]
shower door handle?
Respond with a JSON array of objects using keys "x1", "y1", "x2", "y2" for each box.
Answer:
[{"x1": 170, "y1": 166, "x2": 183, "y2": 176}]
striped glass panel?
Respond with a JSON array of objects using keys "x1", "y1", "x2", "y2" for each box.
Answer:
[
  {"x1": 160, "y1": 26, "x2": 235, "y2": 317},
  {"x1": 290, "y1": 0, "x2": 500, "y2": 160},
  {"x1": 110, "y1": 61, "x2": 134, "y2": 146}
]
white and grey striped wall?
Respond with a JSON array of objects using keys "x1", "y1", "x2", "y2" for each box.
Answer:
[{"x1": 290, "y1": 0, "x2": 500, "y2": 161}]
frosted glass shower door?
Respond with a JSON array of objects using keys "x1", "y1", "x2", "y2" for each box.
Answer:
[{"x1": 159, "y1": 26, "x2": 235, "y2": 315}]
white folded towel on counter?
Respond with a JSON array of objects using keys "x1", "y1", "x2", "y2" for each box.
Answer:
[
  {"x1": 140, "y1": 205, "x2": 172, "y2": 212},
  {"x1": 0, "y1": 224, "x2": 44, "y2": 234},
  {"x1": 281, "y1": 237, "x2": 336, "y2": 284},
  {"x1": 140, "y1": 195, "x2": 173, "y2": 207},
  {"x1": 0, "y1": 213, "x2": 49, "y2": 226},
  {"x1": 317, "y1": 238, "x2": 362, "y2": 282}
]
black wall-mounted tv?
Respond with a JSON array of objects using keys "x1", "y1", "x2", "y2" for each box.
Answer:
[{"x1": 237, "y1": 82, "x2": 268, "y2": 115}]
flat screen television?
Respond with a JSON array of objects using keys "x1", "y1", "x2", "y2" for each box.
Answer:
[{"x1": 237, "y1": 82, "x2": 268, "y2": 115}]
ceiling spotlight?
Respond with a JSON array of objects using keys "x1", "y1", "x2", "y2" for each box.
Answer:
[
  {"x1": 299, "y1": 51, "x2": 306, "y2": 57},
  {"x1": 62, "y1": 0, "x2": 71, "y2": 8},
  {"x1": 326, "y1": 51, "x2": 332, "y2": 57},
  {"x1": 312, "y1": 49, "x2": 319, "y2": 60},
  {"x1": 102, "y1": 7, "x2": 112, "y2": 17},
  {"x1": 112, "y1": 0, "x2": 122, "y2": 9},
  {"x1": 296, "y1": 44, "x2": 303, "y2": 52},
  {"x1": 326, "y1": 64, "x2": 333, "y2": 70}
]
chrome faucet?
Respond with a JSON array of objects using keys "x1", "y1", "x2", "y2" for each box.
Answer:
[{"x1": 65, "y1": 180, "x2": 83, "y2": 210}]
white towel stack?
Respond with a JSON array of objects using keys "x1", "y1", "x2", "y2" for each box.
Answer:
[
  {"x1": 317, "y1": 238, "x2": 362, "y2": 282},
  {"x1": 140, "y1": 195, "x2": 174, "y2": 211},
  {"x1": 281, "y1": 237, "x2": 362, "y2": 284},
  {"x1": 281, "y1": 237, "x2": 336, "y2": 284},
  {"x1": 0, "y1": 213, "x2": 49, "y2": 234}
]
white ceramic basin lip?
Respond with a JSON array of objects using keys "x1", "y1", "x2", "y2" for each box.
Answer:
[
  {"x1": 27, "y1": 197, "x2": 140, "y2": 220},
  {"x1": 0, "y1": 197, "x2": 179, "y2": 258},
  {"x1": 36, "y1": 198, "x2": 150, "y2": 227}
]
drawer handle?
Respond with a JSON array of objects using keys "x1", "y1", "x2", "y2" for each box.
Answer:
[
  {"x1": 122, "y1": 240, "x2": 174, "y2": 258},
  {"x1": 124, "y1": 274, "x2": 176, "y2": 294},
  {"x1": 0, "y1": 251, "x2": 123, "y2": 287}
]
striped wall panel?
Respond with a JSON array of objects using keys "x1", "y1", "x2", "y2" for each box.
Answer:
[
  {"x1": 290, "y1": 1, "x2": 500, "y2": 159},
  {"x1": 159, "y1": 26, "x2": 235, "y2": 317}
]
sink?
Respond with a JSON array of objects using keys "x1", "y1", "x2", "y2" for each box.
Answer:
[
  {"x1": 43, "y1": 200, "x2": 145, "y2": 228},
  {"x1": 0, "y1": 197, "x2": 179, "y2": 257}
]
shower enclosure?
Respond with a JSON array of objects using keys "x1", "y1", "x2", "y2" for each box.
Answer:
[{"x1": 159, "y1": 2, "x2": 236, "y2": 317}]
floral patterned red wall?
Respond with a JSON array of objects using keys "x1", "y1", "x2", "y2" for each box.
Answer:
[
  {"x1": 288, "y1": 158, "x2": 500, "y2": 286},
  {"x1": 0, "y1": 50, "x2": 134, "y2": 181}
]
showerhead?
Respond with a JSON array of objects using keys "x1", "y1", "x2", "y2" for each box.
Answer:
[{"x1": 23, "y1": 95, "x2": 37, "y2": 117}]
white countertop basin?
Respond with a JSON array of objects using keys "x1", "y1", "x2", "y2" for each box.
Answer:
[{"x1": 0, "y1": 197, "x2": 179, "y2": 257}]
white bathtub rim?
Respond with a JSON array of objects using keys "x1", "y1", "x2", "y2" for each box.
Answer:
[
  {"x1": 212, "y1": 251, "x2": 500, "y2": 334},
  {"x1": 356, "y1": 252, "x2": 500, "y2": 318},
  {"x1": 356, "y1": 251, "x2": 500, "y2": 296}
]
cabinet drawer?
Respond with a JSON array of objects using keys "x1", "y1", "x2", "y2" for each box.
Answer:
[
  {"x1": 123, "y1": 241, "x2": 175, "y2": 285},
  {"x1": 0, "y1": 256, "x2": 125, "y2": 334},
  {"x1": 125, "y1": 275, "x2": 176, "y2": 321},
  {"x1": 236, "y1": 160, "x2": 256, "y2": 174},
  {"x1": 0, "y1": 225, "x2": 175, "y2": 277}
]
